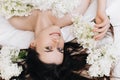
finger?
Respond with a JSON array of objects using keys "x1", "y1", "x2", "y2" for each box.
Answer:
[
  {"x1": 95, "y1": 19, "x2": 109, "y2": 28},
  {"x1": 93, "y1": 27, "x2": 108, "y2": 40},
  {"x1": 93, "y1": 24, "x2": 110, "y2": 33},
  {"x1": 94, "y1": 32, "x2": 105, "y2": 40},
  {"x1": 95, "y1": 17, "x2": 102, "y2": 24}
]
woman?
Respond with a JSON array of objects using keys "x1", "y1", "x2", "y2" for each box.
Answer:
[
  {"x1": 0, "y1": 0, "x2": 112, "y2": 79},
  {"x1": 7, "y1": 0, "x2": 92, "y2": 65},
  {"x1": 7, "y1": 10, "x2": 66, "y2": 65},
  {"x1": 0, "y1": 1, "x2": 91, "y2": 79},
  {"x1": 6, "y1": 10, "x2": 90, "y2": 80},
  {"x1": 0, "y1": 10, "x2": 90, "y2": 79}
]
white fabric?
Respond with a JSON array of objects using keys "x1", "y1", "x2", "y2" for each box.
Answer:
[
  {"x1": 106, "y1": 0, "x2": 120, "y2": 26},
  {"x1": 61, "y1": 26, "x2": 74, "y2": 42},
  {"x1": 0, "y1": 16, "x2": 34, "y2": 49}
]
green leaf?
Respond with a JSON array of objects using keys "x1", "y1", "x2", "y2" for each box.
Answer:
[{"x1": 18, "y1": 50, "x2": 28, "y2": 59}]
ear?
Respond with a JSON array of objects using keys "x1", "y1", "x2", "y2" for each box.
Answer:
[{"x1": 30, "y1": 40, "x2": 36, "y2": 49}]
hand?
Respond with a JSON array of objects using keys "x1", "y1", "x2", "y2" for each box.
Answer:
[{"x1": 93, "y1": 13, "x2": 110, "y2": 40}]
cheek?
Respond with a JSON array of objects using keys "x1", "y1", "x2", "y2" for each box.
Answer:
[
  {"x1": 60, "y1": 39, "x2": 64, "y2": 48},
  {"x1": 36, "y1": 41, "x2": 43, "y2": 53},
  {"x1": 36, "y1": 36, "x2": 47, "y2": 47}
]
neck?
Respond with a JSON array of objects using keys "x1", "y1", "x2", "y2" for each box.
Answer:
[
  {"x1": 34, "y1": 26, "x2": 48, "y2": 38},
  {"x1": 34, "y1": 12, "x2": 53, "y2": 38}
]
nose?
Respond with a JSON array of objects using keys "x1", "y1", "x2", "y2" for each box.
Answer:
[
  {"x1": 52, "y1": 37, "x2": 60, "y2": 43},
  {"x1": 51, "y1": 33, "x2": 60, "y2": 41},
  {"x1": 51, "y1": 37, "x2": 60, "y2": 48}
]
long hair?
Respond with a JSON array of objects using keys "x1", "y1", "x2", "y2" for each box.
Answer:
[{"x1": 26, "y1": 42, "x2": 89, "y2": 80}]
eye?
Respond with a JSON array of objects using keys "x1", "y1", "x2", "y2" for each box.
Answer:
[
  {"x1": 45, "y1": 46, "x2": 53, "y2": 52},
  {"x1": 57, "y1": 48, "x2": 64, "y2": 53}
]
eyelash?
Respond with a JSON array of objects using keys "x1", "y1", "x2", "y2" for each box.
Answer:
[
  {"x1": 45, "y1": 46, "x2": 63, "y2": 53},
  {"x1": 45, "y1": 46, "x2": 53, "y2": 52}
]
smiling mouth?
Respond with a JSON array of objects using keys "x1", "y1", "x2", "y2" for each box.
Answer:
[{"x1": 49, "y1": 32, "x2": 61, "y2": 36}]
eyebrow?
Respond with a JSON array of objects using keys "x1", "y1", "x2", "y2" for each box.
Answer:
[{"x1": 44, "y1": 47, "x2": 64, "y2": 53}]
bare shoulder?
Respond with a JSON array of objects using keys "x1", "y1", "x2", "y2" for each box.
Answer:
[{"x1": 8, "y1": 10, "x2": 39, "y2": 31}]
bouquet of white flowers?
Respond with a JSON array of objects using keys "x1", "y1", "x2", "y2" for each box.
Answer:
[{"x1": 0, "y1": 46, "x2": 27, "y2": 80}]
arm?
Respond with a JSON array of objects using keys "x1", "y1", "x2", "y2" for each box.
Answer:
[
  {"x1": 77, "y1": 0, "x2": 91, "y2": 15},
  {"x1": 97, "y1": 0, "x2": 106, "y2": 13},
  {"x1": 93, "y1": 0, "x2": 110, "y2": 40}
]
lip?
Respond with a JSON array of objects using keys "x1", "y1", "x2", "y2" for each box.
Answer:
[{"x1": 49, "y1": 32, "x2": 61, "y2": 36}]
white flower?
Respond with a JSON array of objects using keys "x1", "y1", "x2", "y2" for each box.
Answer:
[
  {"x1": 32, "y1": 0, "x2": 55, "y2": 11},
  {"x1": 88, "y1": 59, "x2": 111, "y2": 77},
  {"x1": 72, "y1": 16, "x2": 95, "y2": 50},
  {"x1": 88, "y1": 63, "x2": 101, "y2": 77},
  {"x1": 0, "y1": 0, "x2": 80, "y2": 19},
  {"x1": 87, "y1": 45, "x2": 119, "y2": 77},
  {"x1": 0, "y1": 0, "x2": 35, "y2": 19},
  {"x1": 0, "y1": 64, "x2": 22, "y2": 80},
  {"x1": 0, "y1": 46, "x2": 22, "y2": 80},
  {"x1": 72, "y1": 16, "x2": 119, "y2": 77},
  {"x1": 52, "y1": 0, "x2": 79, "y2": 18}
]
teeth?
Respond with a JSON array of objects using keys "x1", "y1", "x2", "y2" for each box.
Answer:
[
  {"x1": 51, "y1": 34, "x2": 60, "y2": 40},
  {"x1": 53, "y1": 34, "x2": 60, "y2": 38},
  {"x1": 50, "y1": 32, "x2": 61, "y2": 36},
  {"x1": 53, "y1": 34, "x2": 59, "y2": 36}
]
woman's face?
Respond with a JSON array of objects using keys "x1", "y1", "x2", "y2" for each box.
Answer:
[{"x1": 33, "y1": 26, "x2": 64, "y2": 65}]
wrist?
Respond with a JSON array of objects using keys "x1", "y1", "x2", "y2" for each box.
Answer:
[{"x1": 96, "y1": 11, "x2": 106, "y2": 17}]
